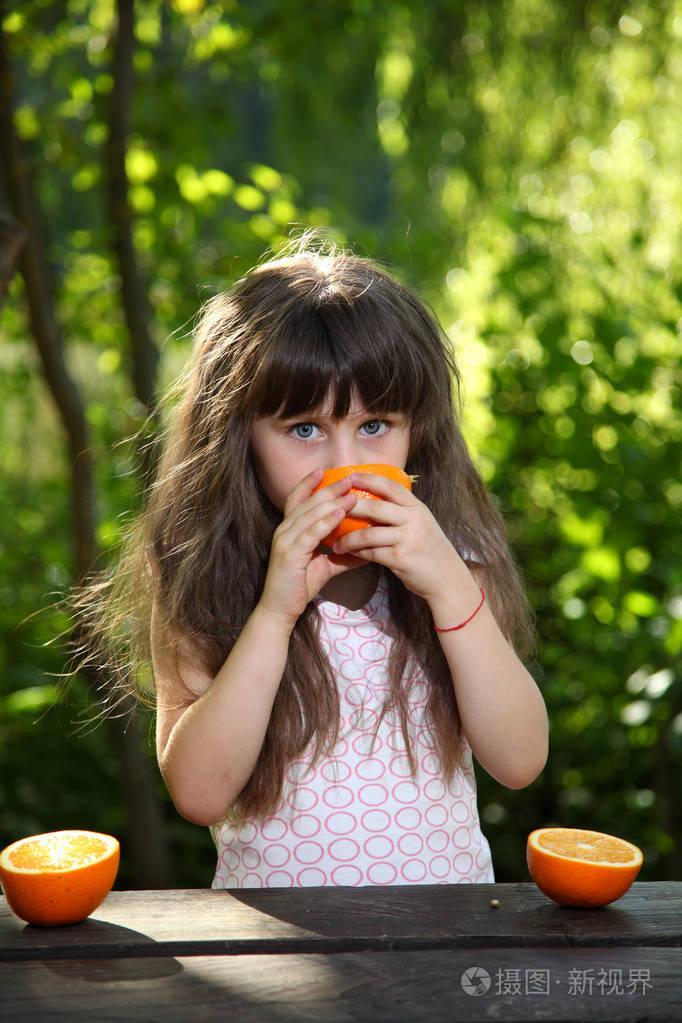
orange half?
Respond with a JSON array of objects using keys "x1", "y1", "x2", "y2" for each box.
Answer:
[
  {"x1": 0, "y1": 829, "x2": 120, "y2": 927},
  {"x1": 313, "y1": 463, "x2": 412, "y2": 547},
  {"x1": 527, "y1": 827, "x2": 642, "y2": 908}
]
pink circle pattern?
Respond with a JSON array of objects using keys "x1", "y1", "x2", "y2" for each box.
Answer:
[{"x1": 211, "y1": 578, "x2": 494, "y2": 889}]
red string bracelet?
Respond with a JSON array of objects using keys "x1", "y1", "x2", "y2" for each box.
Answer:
[{"x1": 433, "y1": 588, "x2": 486, "y2": 632}]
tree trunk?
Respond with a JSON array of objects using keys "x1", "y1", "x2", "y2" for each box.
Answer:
[
  {"x1": 0, "y1": 212, "x2": 26, "y2": 308},
  {"x1": 0, "y1": 9, "x2": 171, "y2": 889},
  {"x1": 0, "y1": 20, "x2": 98, "y2": 576},
  {"x1": 106, "y1": 0, "x2": 160, "y2": 481}
]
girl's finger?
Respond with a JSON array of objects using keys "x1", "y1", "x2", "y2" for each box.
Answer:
[
  {"x1": 279, "y1": 493, "x2": 357, "y2": 548},
  {"x1": 333, "y1": 525, "x2": 404, "y2": 555},
  {"x1": 344, "y1": 495, "x2": 407, "y2": 527},
  {"x1": 284, "y1": 471, "x2": 355, "y2": 518},
  {"x1": 350, "y1": 472, "x2": 418, "y2": 506},
  {"x1": 282, "y1": 468, "x2": 324, "y2": 516}
]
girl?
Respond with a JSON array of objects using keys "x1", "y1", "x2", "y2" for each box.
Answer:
[{"x1": 86, "y1": 237, "x2": 547, "y2": 889}]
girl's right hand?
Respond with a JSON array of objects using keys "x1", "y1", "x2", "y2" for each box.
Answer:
[{"x1": 258, "y1": 470, "x2": 362, "y2": 631}]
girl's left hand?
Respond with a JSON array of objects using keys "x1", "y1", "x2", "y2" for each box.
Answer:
[{"x1": 330, "y1": 472, "x2": 469, "y2": 607}]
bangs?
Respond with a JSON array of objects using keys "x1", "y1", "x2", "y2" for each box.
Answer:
[{"x1": 247, "y1": 293, "x2": 444, "y2": 422}]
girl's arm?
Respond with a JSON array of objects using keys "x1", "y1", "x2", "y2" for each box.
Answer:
[
  {"x1": 334, "y1": 474, "x2": 548, "y2": 789},
  {"x1": 154, "y1": 472, "x2": 362, "y2": 826},
  {"x1": 427, "y1": 571, "x2": 548, "y2": 789},
  {"x1": 154, "y1": 601, "x2": 293, "y2": 826}
]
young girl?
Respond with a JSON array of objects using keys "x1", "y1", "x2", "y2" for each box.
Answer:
[{"x1": 88, "y1": 237, "x2": 547, "y2": 888}]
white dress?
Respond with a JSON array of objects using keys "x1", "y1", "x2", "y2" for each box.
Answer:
[{"x1": 211, "y1": 576, "x2": 494, "y2": 888}]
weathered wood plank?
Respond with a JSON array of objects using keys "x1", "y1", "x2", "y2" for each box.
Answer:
[
  {"x1": 0, "y1": 947, "x2": 677, "y2": 1022},
  {"x1": 2, "y1": 884, "x2": 680, "y2": 962}
]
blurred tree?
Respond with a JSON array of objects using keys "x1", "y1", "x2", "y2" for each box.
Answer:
[
  {"x1": 0, "y1": 0, "x2": 169, "y2": 887},
  {"x1": 104, "y1": 0, "x2": 159, "y2": 477}
]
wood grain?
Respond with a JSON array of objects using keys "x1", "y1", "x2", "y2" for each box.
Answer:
[
  {"x1": 1, "y1": 947, "x2": 678, "y2": 1022},
  {"x1": 2, "y1": 883, "x2": 680, "y2": 962}
]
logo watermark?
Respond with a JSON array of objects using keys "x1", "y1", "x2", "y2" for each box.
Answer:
[
  {"x1": 460, "y1": 966, "x2": 653, "y2": 998},
  {"x1": 460, "y1": 966, "x2": 492, "y2": 997}
]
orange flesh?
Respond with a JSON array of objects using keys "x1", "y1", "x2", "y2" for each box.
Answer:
[
  {"x1": 8, "y1": 833, "x2": 109, "y2": 871},
  {"x1": 536, "y1": 830, "x2": 637, "y2": 864}
]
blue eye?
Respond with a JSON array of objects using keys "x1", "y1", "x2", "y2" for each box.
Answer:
[
  {"x1": 361, "y1": 420, "x2": 387, "y2": 436},
  {"x1": 291, "y1": 422, "x2": 317, "y2": 440}
]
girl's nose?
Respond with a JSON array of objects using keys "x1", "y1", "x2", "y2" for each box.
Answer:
[{"x1": 326, "y1": 432, "x2": 362, "y2": 469}]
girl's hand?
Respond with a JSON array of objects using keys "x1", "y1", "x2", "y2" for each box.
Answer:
[
  {"x1": 258, "y1": 470, "x2": 363, "y2": 630},
  {"x1": 331, "y1": 471, "x2": 475, "y2": 611}
]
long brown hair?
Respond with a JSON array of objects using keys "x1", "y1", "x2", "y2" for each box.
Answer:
[{"x1": 74, "y1": 235, "x2": 534, "y2": 819}]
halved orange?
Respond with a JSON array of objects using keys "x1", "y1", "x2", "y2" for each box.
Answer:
[
  {"x1": 527, "y1": 827, "x2": 642, "y2": 908},
  {"x1": 0, "y1": 830, "x2": 120, "y2": 927},
  {"x1": 313, "y1": 463, "x2": 412, "y2": 546}
]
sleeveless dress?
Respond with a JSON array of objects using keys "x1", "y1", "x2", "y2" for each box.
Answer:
[{"x1": 210, "y1": 576, "x2": 494, "y2": 888}]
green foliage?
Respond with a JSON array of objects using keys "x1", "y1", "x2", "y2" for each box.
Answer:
[{"x1": 1, "y1": 0, "x2": 680, "y2": 884}]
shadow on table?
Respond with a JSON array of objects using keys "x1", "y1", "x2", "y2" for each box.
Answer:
[
  {"x1": 222, "y1": 882, "x2": 652, "y2": 950},
  {"x1": 14, "y1": 917, "x2": 352, "y2": 1023},
  {"x1": 26, "y1": 917, "x2": 183, "y2": 983}
]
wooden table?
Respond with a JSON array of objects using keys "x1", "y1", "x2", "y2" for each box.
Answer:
[{"x1": 1, "y1": 883, "x2": 680, "y2": 1021}]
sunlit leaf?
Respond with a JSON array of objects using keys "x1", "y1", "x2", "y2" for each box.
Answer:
[
  {"x1": 126, "y1": 148, "x2": 158, "y2": 183},
  {"x1": 581, "y1": 546, "x2": 621, "y2": 582},
  {"x1": 233, "y1": 184, "x2": 265, "y2": 211},
  {"x1": 249, "y1": 164, "x2": 284, "y2": 192},
  {"x1": 3, "y1": 686, "x2": 60, "y2": 715},
  {"x1": 559, "y1": 513, "x2": 604, "y2": 548},
  {"x1": 623, "y1": 591, "x2": 658, "y2": 617}
]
